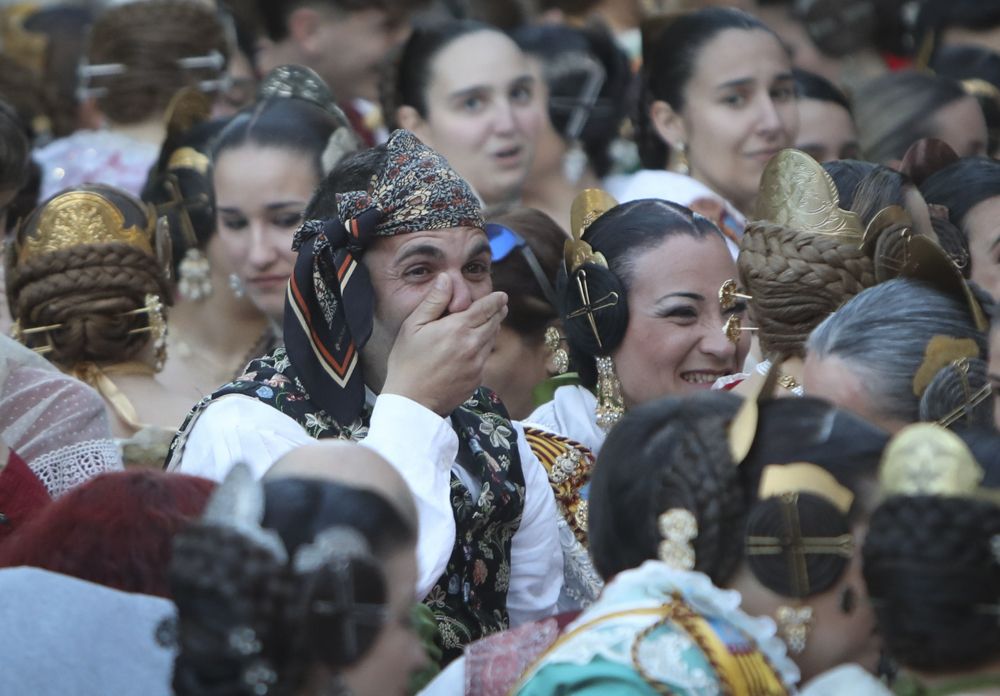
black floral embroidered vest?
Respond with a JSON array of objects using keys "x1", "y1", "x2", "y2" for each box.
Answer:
[{"x1": 167, "y1": 347, "x2": 526, "y2": 664}]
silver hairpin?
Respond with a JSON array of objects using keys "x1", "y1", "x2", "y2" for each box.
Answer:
[
  {"x1": 293, "y1": 526, "x2": 371, "y2": 574},
  {"x1": 177, "y1": 50, "x2": 225, "y2": 71},
  {"x1": 202, "y1": 463, "x2": 289, "y2": 563}
]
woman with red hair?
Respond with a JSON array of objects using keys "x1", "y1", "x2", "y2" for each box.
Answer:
[{"x1": 0, "y1": 469, "x2": 214, "y2": 597}]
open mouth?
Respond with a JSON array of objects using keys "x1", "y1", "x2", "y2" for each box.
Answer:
[
  {"x1": 493, "y1": 145, "x2": 523, "y2": 165},
  {"x1": 681, "y1": 370, "x2": 732, "y2": 386}
]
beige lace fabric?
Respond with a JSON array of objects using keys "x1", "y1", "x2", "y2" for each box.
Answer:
[{"x1": 0, "y1": 336, "x2": 123, "y2": 497}]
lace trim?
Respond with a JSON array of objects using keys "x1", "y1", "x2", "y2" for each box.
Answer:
[
  {"x1": 28, "y1": 438, "x2": 123, "y2": 498},
  {"x1": 557, "y1": 518, "x2": 603, "y2": 612}
]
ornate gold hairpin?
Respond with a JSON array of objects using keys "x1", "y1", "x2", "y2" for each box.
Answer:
[
  {"x1": 718, "y1": 279, "x2": 752, "y2": 312},
  {"x1": 167, "y1": 147, "x2": 210, "y2": 176},
  {"x1": 935, "y1": 357, "x2": 992, "y2": 428},
  {"x1": 16, "y1": 190, "x2": 156, "y2": 265},
  {"x1": 564, "y1": 189, "x2": 621, "y2": 349},
  {"x1": 722, "y1": 314, "x2": 756, "y2": 345},
  {"x1": 912, "y1": 335, "x2": 980, "y2": 398},
  {"x1": 657, "y1": 508, "x2": 697, "y2": 571},
  {"x1": 123, "y1": 294, "x2": 168, "y2": 371},
  {"x1": 879, "y1": 423, "x2": 1000, "y2": 502},
  {"x1": 10, "y1": 320, "x2": 60, "y2": 354},
  {"x1": 752, "y1": 149, "x2": 864, "y2": 240}
]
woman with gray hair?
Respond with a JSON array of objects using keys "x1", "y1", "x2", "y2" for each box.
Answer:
[{"x1": 803, "y1": 277, "x2": 992, "y2": 432}]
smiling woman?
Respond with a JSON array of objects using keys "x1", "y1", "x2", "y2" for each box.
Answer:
[
  {"x1": 381, "y1": 20, "x2": 543, "y2": 206},
  {"x1": 525, "y1": 197, "x2": 749, "y2": 458}
]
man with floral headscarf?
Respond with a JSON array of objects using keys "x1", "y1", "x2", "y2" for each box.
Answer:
[{"x1": 169, "y1": 130, "x2": 563, "y2": 664}]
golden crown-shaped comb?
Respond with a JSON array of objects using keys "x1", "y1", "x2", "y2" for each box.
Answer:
[
  {"x1": 879, "y1": 423, "x2": 995, "y2": 500},
  {"x1": 17, "y1": 190, "x2": 155, "y2": 265},
  {"x1": 753, "y1": 149, "x2": 864, "y2": 239},
  {"x1": 566, "y1": 188, "x2": 618, "y2": 272}
]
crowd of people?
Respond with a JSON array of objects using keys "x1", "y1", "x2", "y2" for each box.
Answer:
[{"x1": 1, "y1": 0, "x2": 1000, "y2": 694}]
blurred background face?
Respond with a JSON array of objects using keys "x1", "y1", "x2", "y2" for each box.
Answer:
[
  {"x1": 213, "y1": 145, "x2": 316, "y2": 323},
  {"x1": 796, "y1": 98, "x2": 861, "y2": 162},
  {"x1": 409, "y1": 31, "x2": 543, "y2": 206},
  {"x1": 931, "y1": 95, "x2": 989, "y2": 158},
  {"x1": 675, "y1": 28, "x2": 799, "y2": 213},
  {"x1": 962, "y1": 195, "x2": 1000, "y2": 300}
]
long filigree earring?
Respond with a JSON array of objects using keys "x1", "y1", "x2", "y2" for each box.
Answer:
[
  {"x1": 595, "y1": 356, "x2": 624, "y2": 430},
  {"x1": 178, "y1": 248, "x2": 212, "y2": 300},
  {"x1": 776, "y1": 605, "x2": 813, "y2": 655},
  {"x1": 545, "y1": 327, "x2": 569, "y2": 376}
]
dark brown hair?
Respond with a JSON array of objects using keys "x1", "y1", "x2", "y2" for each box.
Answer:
[
  {"x1": 86, "y1": 0, "x2": 228, "y2": 124},
  {"x1": 7, "y1": 186, "x2": 171, "y2": 368}
]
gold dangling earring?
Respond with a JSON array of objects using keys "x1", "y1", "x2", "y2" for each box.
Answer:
[
  {"x1": 672, "y1": 142, "x2": 690, "y2": 176},
  {"x1": 595, "y1": 356, "x2": 624, "y2": 431},
  {"x1": 776, "y1": 605, "x2": 813, "y2": 655},
  {"x1": 545, "y1": 327, "x2": 569, "y2": 376},
  {"x1": 125, "y1": 294, "x2": 168, "y2": 372}
]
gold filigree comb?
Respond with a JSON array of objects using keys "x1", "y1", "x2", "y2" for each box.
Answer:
[
  {"x1": 17, "y1": 190, "x2": 155, "y2": 265},
  {"x1": 752, "y1": 149, "x2": 863, "y2": 240},
  {"x1": 566, "y1": 188, "x2": 618, "y2": 273}
]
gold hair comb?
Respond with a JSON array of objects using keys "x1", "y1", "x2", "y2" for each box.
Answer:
[
  {"x1": 16, "y1": 190, "x2": 156, "y2": 265},
  {"x1": 753, "y1": 149, "x2": 863, "y2": 239},
  {"x1": 879, "y1": 423, "x2": 1000, "y2": 502}
]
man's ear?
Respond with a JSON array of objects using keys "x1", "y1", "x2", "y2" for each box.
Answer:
[
  {"x1": 287, "y1": 6, "x2": 324, "y2": 55},
  {"x1": 649, "y1": 99, "x2": 686, "y2": 152}
]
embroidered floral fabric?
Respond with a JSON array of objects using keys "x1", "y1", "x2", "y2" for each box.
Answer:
[
  {"x1": 514, "y1": 561, "x2": 800, "y2": 695},
  {"x1": 168, "y1": 347, "x2": 526, "y2": 664}
]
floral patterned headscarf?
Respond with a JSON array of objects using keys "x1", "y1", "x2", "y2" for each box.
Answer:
[{"x1": 284, "y1": 129, "x2": 485, "y2": 424}]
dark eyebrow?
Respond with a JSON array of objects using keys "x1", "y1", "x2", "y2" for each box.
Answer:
[
  {"x1": 467, "y1": 240, "x2": 491, "y2": 260},
  {"x1": 265, "y1": 201, "x2": 306, "y2": 210},
  {"x1": 449, "y1": 84, "x2": 490, "y2": 102},
  {"x1": 394, "y1": 243, "x2": 445, "y2": 266},
  {"x1": 717, "y1": 72, "x2": 793, "y2": 91}
]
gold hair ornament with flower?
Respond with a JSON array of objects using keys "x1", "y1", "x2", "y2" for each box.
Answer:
[
  {"x1": 912, "y1": 335, "x2": 980, "y2": 398},
  {"x1": 879, "y1": 423, "x2": 1000, "y2": 503}
]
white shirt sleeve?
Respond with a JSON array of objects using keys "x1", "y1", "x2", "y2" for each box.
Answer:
[
  {"x1": 361, "y1": 393, "x2": 459, "y2": 599},
  {"x1": 172, "y1": 396, "x2": 312, "y2": 481},
  {"x1": 506, "y1": 420, "x2": 564, "y2": 626}
]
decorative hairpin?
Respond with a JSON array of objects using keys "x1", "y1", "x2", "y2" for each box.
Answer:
[
  {"x1": 722, "y1": 314, "x2": 756, "y2": 345},
  {"x1": 912, "y1": 335, "x2": 980, "y2": 398},
  {"x1": 752, "y1": 149, "x2": 864, "y2": 240},
  {"x1": 657, "y1": 508, "x2": 697, "y2": 571},
  {"x1": 879, "y1": 423, "x2": 1000, "y2": 502},
  {"x1": 16, "y1": 189, "x2": 156, "y2": 265},
  {"x1": 718, "y1": 279, "x2": 752, "y2": 312},
  {"x1": 564, "y1": 189, "x2": 621, "y2": 349},
  {"x1": 10, "y1": 320, "x2": 61, "y2": 354},
  {"x1": 77, "y1": 51, "x2": 228, "y2": 100},
  {"x1": 935, "y1": 358, "x2": 992, "y2": 428}
]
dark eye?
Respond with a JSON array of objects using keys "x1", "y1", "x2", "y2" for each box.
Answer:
[
  {"x1": 273, "y1": 212, "x2": 303, "y2": 228},
  {"x1": 404, "y1": 265, "x2": 432, "y2": 279},
  {"x1": 660, "y1": 305, "x2": 697, "y2": 321},
  {"x1": 462, "y1": 95, "x2": 484, "y2": 113},
  {"x1": 726, "y1": 300, "x2": 748, "y2": 315},
  {"x1": 465, "y1": 261, "x2": 491, "y2": 276},
  {"x1": 220, "y1": 215, "x2": 247, "y2": 231},
  {"x1": 722, "y1": 93, "x2": 746, "y2": 108},
  {"x1": 771, "y1": 85, "x2": 796, "y2": 102},
  {"x1": 511, "y1": 83, "x2": 533, "y2": 104}
]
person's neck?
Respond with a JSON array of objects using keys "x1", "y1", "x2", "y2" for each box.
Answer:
[
  {"x1": 170, "y1": 289, "x2": 269, "y2": 363},
  {"x1": 523, "y1": 163, "x2": 600, "y2": 233},
  {"x1": 105, "y1": 117, "x2": 166, "y2": 146}
]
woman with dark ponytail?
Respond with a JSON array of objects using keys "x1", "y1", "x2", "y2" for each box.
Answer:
[{"x1": 606, "y1": 7, "x2": 798, "y2": 250}]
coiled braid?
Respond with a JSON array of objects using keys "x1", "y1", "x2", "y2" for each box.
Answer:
[
  {"x1": 738, "y1": 221, "x2": 875, "y2": 359},
  {"x1": 863, "y1": 494, "x2": 1000, "y2": 671}
]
